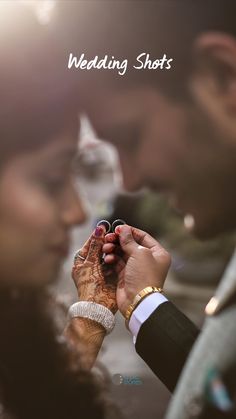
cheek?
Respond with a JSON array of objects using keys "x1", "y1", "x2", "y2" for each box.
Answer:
[
  {"x1": 117, "y1": 148, "x2": 141, "y2": 189},
  {"x1": 141, "y1": 113, "x2": 189, "y2": 180},
  {"x1": 116, "y1": 147, "x2": 132, "y2": 173},
  {"x1": 0, "y1": 174, "x2": 59, "y2": 282},
  {"x1": 0, "y1": 174, "x2": 56, "y2": 239}
]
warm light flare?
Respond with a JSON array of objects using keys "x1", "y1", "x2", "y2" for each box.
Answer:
[{"x1": 0, "y1": 0, "x2": 55, "y2": 26}]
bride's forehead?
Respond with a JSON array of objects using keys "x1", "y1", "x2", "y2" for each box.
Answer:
[{"x1": 2, "y1": 137, "x2": 79, "y2": 177}]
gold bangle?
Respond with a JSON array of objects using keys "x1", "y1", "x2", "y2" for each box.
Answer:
[{"x1": 125, "y1": 286, "x2": 163, "y2": 323}]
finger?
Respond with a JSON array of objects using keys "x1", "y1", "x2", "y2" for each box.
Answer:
[
  {"x1": 131, "y1": 226, "x2": 163, "y2": 251},
  {"x1": 104, "y1": 248, "x2": 128, "y2": 263},
  {"x1": 103, "y1": 252, "x2": 125, "y2": 271},
  {"x1": 86, "y1": 225, "x2": 106, "y2": 263},
  {"x1": 102, "y1": 243, "x2": 116, "y2": 254},
  {"x1": 74, "y1": 226, "x2": 106, "y2": 267},
  {"x1": 75, "y1": 234, "x2": 93, "y2": 263},
  {"x1": 129, "y1": 226, "x2": 170, "y2": 269},
  {"x1": 104, "y1": 233, "x2": 118, "y2": 243},
  {"x1": 115, "y1": 224, "x2": 139, "y2": 256},
  {"x1": 103, "y1": 253, "x2": 118, "y2": 264}
]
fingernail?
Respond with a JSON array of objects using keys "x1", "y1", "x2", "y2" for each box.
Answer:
[
  {"x1": 116, "y1": 225, "x2": 130, "y2": 235},
  {"x1": 115, "y1": 226, "x2": 121, "y2": 234},
  {"x1": 95, "y1": 226, "x2": 104, "y2": 237}
]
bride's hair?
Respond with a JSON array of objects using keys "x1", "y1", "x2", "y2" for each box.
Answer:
[{"x1": 0, "y1": 288, "x2": 119, "y2": 419}]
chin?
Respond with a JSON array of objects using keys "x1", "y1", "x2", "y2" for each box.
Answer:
[{"x1": 35, "y1": 270, "x2": 60, "y2": 286}]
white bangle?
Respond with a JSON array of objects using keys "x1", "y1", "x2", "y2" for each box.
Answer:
[{"x1": 68, "y1": 301, "x2": 115, "y2": 335}]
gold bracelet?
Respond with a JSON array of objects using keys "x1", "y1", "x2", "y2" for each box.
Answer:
[{"x1": 125, "y1": 286, "x2": 163, "y2": 323}]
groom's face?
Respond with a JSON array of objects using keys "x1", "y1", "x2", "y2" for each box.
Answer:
[{"x1": 83, "y1": 82, "x2": 236, "y2": 239}]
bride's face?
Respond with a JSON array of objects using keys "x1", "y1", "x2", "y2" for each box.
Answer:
[{"x1": 0, "y1": 126, "x2": 87, "y2": 286}]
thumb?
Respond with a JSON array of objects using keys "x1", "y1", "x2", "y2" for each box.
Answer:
[{"x1": 116, "y1": 224, "x2": 139, "y2": 256}]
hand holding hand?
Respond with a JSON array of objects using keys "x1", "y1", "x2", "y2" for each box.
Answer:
[{"x1": 102, "y1": 225, "x2": 171, "y2": 316}]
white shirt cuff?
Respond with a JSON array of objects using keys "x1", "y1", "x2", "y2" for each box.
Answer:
[{"x1": 129, "y1": 292, "x2": 168, "y2": 344}]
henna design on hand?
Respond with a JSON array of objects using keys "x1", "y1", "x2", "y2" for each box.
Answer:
[
  {"x1": 72, "y1": 229, "x2": 118, "y2": 314},
  {"x1": 64, "y1": 317, "x2": 106, "y2": 369}
]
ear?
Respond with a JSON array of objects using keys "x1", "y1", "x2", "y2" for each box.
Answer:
[{"x1": 189, "y1": 32, "x2": 236, "y2": 139}]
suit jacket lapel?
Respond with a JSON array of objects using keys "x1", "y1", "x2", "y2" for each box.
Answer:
[{"x1": 205, "y1": 249, "x2": 236, "y2": 316}]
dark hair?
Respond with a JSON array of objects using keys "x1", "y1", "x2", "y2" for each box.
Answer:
[
  {"x1": 0, "y1": 288, "x2": 120, "y2": 419},
  {"x1": 0, "y1": 3, "x2": 79, "y2": 167},
  {"x1": 53, "y1": 0, "x2": 236, "y2": 99}
]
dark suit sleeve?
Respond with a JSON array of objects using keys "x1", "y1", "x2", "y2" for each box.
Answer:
[{"x1": 135, "y1": 301, "x2": 200, "y2": 392}]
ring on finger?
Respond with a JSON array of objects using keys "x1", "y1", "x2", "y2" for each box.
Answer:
[{"x1": 74, "y1": 249, "x2": 86, "y2": 263}]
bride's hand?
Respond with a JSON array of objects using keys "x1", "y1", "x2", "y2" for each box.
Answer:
[{"x1": 72, "y1": 225, "x2": 118, "y2": 314}]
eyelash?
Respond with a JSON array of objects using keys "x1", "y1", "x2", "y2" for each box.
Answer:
[
  {"x1": 42, "y1": 170, "x2": 77, "y2": 195},
  {"x1": 42, "y1": 177, "x2": 67, "y2": 194}
]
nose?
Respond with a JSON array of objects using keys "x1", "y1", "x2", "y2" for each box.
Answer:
[
  {"x1": 118, "y1": 152, "x2": 142, "y2": 192},
  {"x1": 60, "y1": 183, "x2": 87, "y2": 227}
]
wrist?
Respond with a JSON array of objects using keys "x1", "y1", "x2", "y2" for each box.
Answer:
[
  {"x1": 77, "y1": 295, "x2": 117, "y2": 315},
  {"x1": 125, "y1": 286, "x2": 163, "y2": 326},
  {"x1": 68, "y1": 301, "x2": 116, "y2": 334},
  {"x1": 69, "y1": 317, "x2": 106, "y2": 336},
  {"x1": 65, "y1": 317, "x2": 106, "y2": 370}
]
